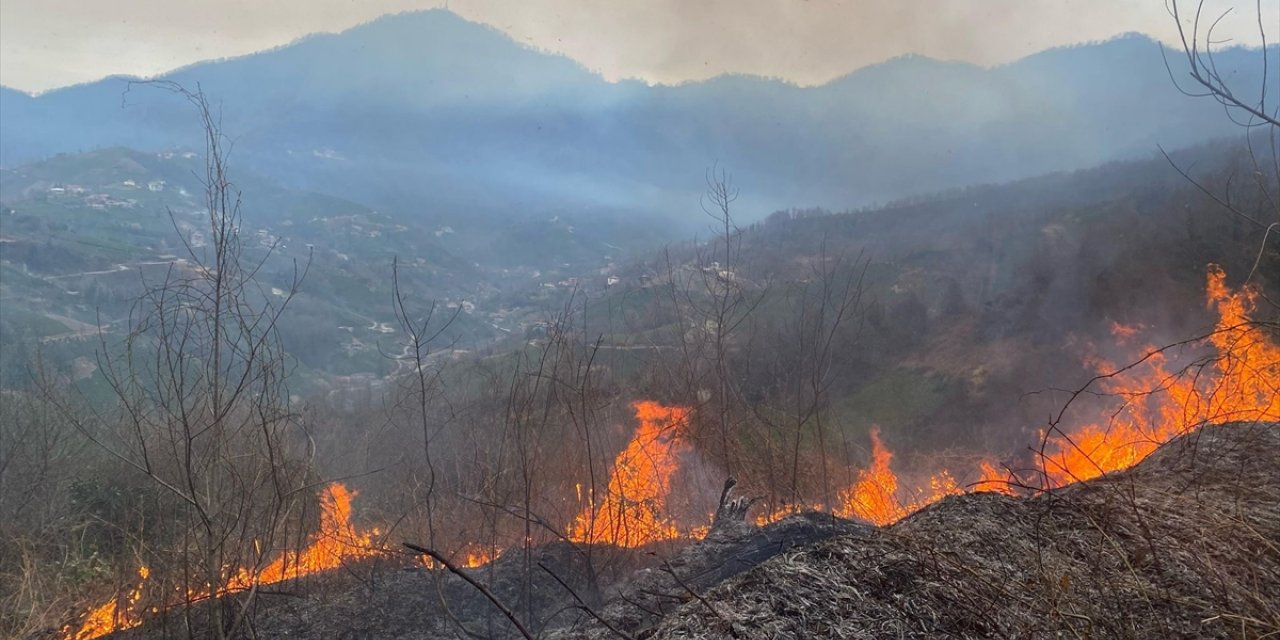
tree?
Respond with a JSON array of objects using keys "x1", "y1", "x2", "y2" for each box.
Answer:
[
  {"x1": 1165, "y1": 0, "x2": 1279, "y2": 300},
  {"x1": 661, "y1": 167, "x2": 768, "y2": 474},
  {"x1": 66, "y1": 84, "x2": 314, "y2": 639}
]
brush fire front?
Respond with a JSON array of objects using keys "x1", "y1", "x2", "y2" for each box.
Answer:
[{"x1": 62, "y1": 266, "x2": 1279, "y2": 639}]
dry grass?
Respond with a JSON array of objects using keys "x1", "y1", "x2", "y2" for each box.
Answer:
[
  {"x1": 0, "y1": 536, "x2": 107, "y2": 640},
  {"x1": 54, "y1": 422, "x2": 1278, "y2": 640},
  {"x1": 649, "y1": 421, "x2": 1280, "y2": 639}
]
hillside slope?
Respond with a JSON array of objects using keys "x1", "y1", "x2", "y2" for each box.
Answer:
[
  {"x1": 70, "y1": 421, "x2": 1280, "y2": 640},
  {"x1": 577, "y1": 140, "x2": 1278, "y2": 456},
  {"x1": 646, "y1": 421, "x2": 1280, "y2": 639}
]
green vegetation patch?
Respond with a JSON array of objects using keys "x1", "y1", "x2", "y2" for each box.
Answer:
[{"x1": 832, "y1": 367, "x2": 965, "y2": 441}]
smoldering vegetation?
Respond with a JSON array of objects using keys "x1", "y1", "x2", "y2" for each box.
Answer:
[
  {"x1": 646, "y1": 422, "x2": 1280, "y2": 639},
  {"x1": 23, "y1": 421, "x2": 1280, "y2": 640},
  {"x1": 90, "y1": 509, "x2": 867, "y2": 640}
]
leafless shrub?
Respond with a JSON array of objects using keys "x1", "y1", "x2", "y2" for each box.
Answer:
[{"x1": 52, "y1": 83, "x2": 317, "y2": 639}]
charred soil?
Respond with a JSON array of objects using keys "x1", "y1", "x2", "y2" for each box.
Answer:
[{"x1": 647, "y1": 421, "x2": 1280, "y2": 639}]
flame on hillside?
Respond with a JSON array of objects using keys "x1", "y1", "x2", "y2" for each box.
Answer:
[
  {"x1": 63, "y1": 567, "x2": 149, "y2": 640},
  {"x1": 762, "y1": 266, "x2": 1276, "y2": 526},
  {"x1": 567, "y1": 401, "x2": 692, "y2": 547},
  {"x1": 833, "y1": 427, "x2": 900, "y2": 525},
  {"x1": 63, "y1": 484, "x2": 379, "y2": 640},
  {"x1": 828, "y1": 428, "x2": 966, "y2": 525},
  {"x1": 826, "y1": 265, "x2": 1278, "y2": 522},
  {"x1": 457, "y1": 544, "x2": 501, "y2": 568},
  {"x1": 1039, "y1": 265, "x2": 1278, "y2": 485},
  {"x1": 976, "y1": 461, "x2": 1017, "y2": 495},
  {"x1": 61, "y1": 266, "x2": 1277, "y2": 638},
  {"x1": 419, "y1": 543, "x2": 503, "y2": 570},
  {"x1": 227, "y1": 483, "x2": 377, "y2": 589}
]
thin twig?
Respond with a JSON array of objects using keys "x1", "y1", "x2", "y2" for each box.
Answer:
[
  {"x1": 538, "y1": 562, "x2": 637, "y2": 640},
  {"x1": 403, "y1": 542, "x2": 535, "y2": 640}
]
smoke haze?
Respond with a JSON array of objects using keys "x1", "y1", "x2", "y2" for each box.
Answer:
[{"x1": 2, "y1": 0, "x2": 1277, "y2": 92}]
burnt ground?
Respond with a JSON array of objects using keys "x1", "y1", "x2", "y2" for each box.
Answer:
[
  {"x1": 647, "y1": 421, "x2": 1280, "y2": 639},
  {"x1": 88, "y1": 421, "x2": 1277, "y2": 639},
  {"x1": 94, "y1": 505, "x2": 863, "y2": 639}
]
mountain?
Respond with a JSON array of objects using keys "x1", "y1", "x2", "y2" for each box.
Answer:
[{"x1": 2, "y1": 11, "x2": 1275, "y2": 234}]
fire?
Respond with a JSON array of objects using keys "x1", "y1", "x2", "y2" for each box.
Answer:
[
  {"x1": 61, "y1": 268, "x2": 1276, "y2": 637},
  {"x1": 976, "y1": 461, "x2": 1017, "y2": 495},
  {"x1": 826, "y1": 265, "x2": 1277, "y2": 524},
  {"x1": 226, "y1": 483, "x2": 376, "y2": 589},
  {"x1": 1039, "y1": 265, "x2": 1279, "y2": 485},
  {"x1": 827, "y1": 429, "x2": 967, "y2": 525},
  {"x1": 834, "y1": 427, "x2": 901, "y2": 525},
  {"x1": 63, "y1": 483, "x2": 380, "y2": 640},
  {"x1": 416, "y1": 543, "x2": 502, "y2": 570},
  {"x1": 64, "y1": 567, "x2": 149, "y2": 640},
  {"x1": 752, "y1": 500, "x2": 825, "y2": 526},
  {"x1": 746, "y1": 268, "x2": 1273, "y2": 529},
  {"x1": 457, "y1": 543, "x2": 501, "y2": 568},
  {"x1": 567, "y1": 401, "x2": 691, "y2": 547}
]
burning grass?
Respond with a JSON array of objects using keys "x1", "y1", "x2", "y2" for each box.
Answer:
[
  {"x1": 567, "y1": 401, "x2": 694, "y2": 547},
  {"x1": 639, "y1": 266, "x2": 1279, "y2": 639},
  {"x1": 647, "y1": 421, "x2": 1280, "y2": 639},
  {"x1": 53, "y1": 267, "x2": 1278, "y2": 639},
  {"x1": 762, "y1": 265, "x2": 1278, "y2": 526},
  {"x1": 60, "y1": 484, "x2": 381, "y2": 640}
]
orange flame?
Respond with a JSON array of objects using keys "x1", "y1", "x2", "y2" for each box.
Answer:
[
  {"x1": 752, "y1": 500, "x2": 826, "y2": 526},
  {"x1": 63, "y1": 483, "x2": 379, "y2": 640},
  {"x1": 976, "y1": 461, "x2": 1017, "y2": 495},
  {"x1": 62, "y1": 267, "x2": 1277, "y2": 637},
  {"x1": 1039, "y1": 265, "x2": 1279, "y2": 485},
  {"x1": 826, "y1": 265, "x2": 1277, "y2": 525},
  {"x1": 567, "y1": 401, "x2": 691, "y2": 547},
  {"x1": 834, "y1": 427, "x2": 901, "y2": 525},
  {"x1": 417, "y1": 543, "x2": 502, "y2": 570},
  {"x1": 226, "y1": 483, "x2": 376, "y2": 590},
  {"x1": 828, "y1": 429, "x2": 967, "y2": 525},
  {"x1": 63, "y1": 566, "x2": 149, "y2": 640},
  {"x1": 457, "y1": 543, "x2": 501, "y2": 568}
]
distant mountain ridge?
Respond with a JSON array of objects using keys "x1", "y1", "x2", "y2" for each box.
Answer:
[{"x1": 2, "y1": 10, "x2": 1275, "y2": 232}]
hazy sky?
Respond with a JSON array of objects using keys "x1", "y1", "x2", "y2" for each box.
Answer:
[{"x1": 2, "y1": 0, "x2": 1277, "y2": 93}]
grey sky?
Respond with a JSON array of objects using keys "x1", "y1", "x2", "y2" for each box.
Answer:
[{"x1": 1, "y1": 0, "x2": 1276, "y2": 94}]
